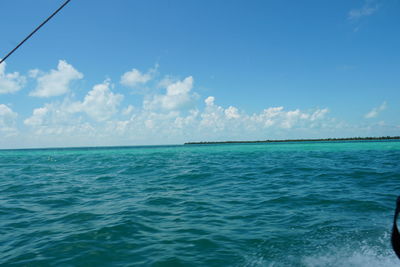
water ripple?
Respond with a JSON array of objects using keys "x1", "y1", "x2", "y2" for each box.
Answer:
[{"x1": 0, "y1": 141, "x2": 399, "y2": 266}]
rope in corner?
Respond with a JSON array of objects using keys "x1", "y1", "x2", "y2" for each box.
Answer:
[{"x1": 0, "y1": 0, "x2": 72, "y2": 65}]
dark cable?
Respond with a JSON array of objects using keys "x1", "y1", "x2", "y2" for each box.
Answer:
[
  {"x1": 392, "y1": 196, "x2": 400, "y2": 259},
  {"x1": 0, "y1": 0, "x2": 72, "y2": 65}
]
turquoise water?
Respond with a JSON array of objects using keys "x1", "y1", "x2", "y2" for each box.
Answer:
[{"x1": 1, "y1": 141, "x2": 400, "y2": 266}]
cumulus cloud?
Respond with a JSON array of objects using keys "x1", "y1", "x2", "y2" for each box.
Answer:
[
  {"x1": 124, "y1": 103, "x2": 343, "y2": 145},
  {"x1": 120, "y1": 68, "x2": 153, "y2": 87},
  {"x1": 365, "y1": 101, "x2": 387, "y2": 119},
  {"x1": 24, "y1": 100, "x2": 85, "y2": 130},
  {"x1": 23, "y1": 101, "x2": 96, "y2": 142},
  {"x1": 30, "y1": 60, "x2": 83, "y2": 97},
  {"x1": 23, "y1": 78, "x2": 334, "y2": 146},
  {"x1": 0, "y1": 104, "x2": 18, "y2": 136},
  {"x1": 13, "y1": 62, "x2": 356, "y2": 147},
  {"x1": 24, "y1": 102, "x2": 95, "y2": 139},
  {"x1": 3, "y1": 59, "x2": 396, "y2": 148},
  {"x1": 78, "y1": 80, "x2": 124, "y2": 121},
  {"x1": 225, "y1": 106, "x2": 240, "y2": 119},
  {"x1": 0, "y1": 62, "x2": 26, "y2": 94},
  {"x1": 196, "y1": 97, "x2": 331, "y2": 140},
  {"x1": 144, "y1": 76, "x2": 195, "y2": 110},
  {"x1": 348, "y1": 0, "x2": 379, "y2": 20},
  {"x1": 24, "y1": 106, "x2": 49, "y2": 127},
  {"x1": 205, "y1": 96, "x2": 215, "y2": 106},
  {"x1": 25, "y1": 80, "x2": 124, "y2": 131}
]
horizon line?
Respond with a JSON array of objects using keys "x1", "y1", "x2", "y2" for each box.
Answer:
[{"x1": 1, "y1": 136, "x2": 400, "y2": 151}]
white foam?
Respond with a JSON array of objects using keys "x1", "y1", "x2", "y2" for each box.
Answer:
[
  {"x1": 242, "y1": 232, "x2": 399, "y2": 267},
  {"x1": 302, "y1": 244, "x2": 398, "y2": 267}
]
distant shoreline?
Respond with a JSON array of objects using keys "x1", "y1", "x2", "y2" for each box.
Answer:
[{"x1": 184, "y1": 136, "x2": 400, "y2": 145}]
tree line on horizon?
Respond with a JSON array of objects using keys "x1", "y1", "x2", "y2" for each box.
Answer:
[{"x1": 185, "y1": 136, "x2": 400, "y2": 145}]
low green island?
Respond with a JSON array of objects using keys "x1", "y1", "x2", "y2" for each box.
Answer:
[{"x1": 184, "y1": 136, "x2": 400, "y2": 145}]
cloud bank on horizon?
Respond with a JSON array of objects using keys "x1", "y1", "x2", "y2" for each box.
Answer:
[{"x1": 0, "y1": 60, "x2": 397, "y2": 149}]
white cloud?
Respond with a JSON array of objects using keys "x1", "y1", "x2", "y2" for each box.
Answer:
[
  {"x1": 30, "y1": 60, "x2": 83, "y2": 97},
  {"x1": 12, "y1": 61, "x2": 393, "y2": 148},
  {"x1": 23, "y1": 87, "x2": 335, "y2": 146},
  {"x1": 225, "y1": 106, "x2": 240, "y2": 119},
  {"x1": 21, "y1": 62, "x2": 333, "y2": 145},
  {"x1": 24, "y1": 100, "x2": 83, "y2": 130},
  {"x1": 144, "y1": 76, "x2": 195, "y2": 110},
  {"x1": 79, "y1": 80, "x2": 124, "y2": 121},
  {"x1": 24, "y1": 106, "x2": 49, "y2": 127},
  {"x1": 365, "y1": 101, "x2": 387, "y2": 119},
  {"x1": 120, "y1": 68, "x2": 152, "y2": 87},
  {"x1": 310, "y1": 108, "x2": 329, "y2": 121},
  {"x1": 4, "y1": 58, "x2": 397, "y2": 149},
  {"x1": 24, "y1": 80, "x2": 123, "y2": 138},
  {"x1": 197, "y1": 97, "x2": 330, "y2": 137},
  {"x1": 0, "y1": 62, "x2": 26, "y2": 94},
  {"x1": 205, "y1": 96, "x2": 215, "y2": 106},
  {"x1": 23, "y1": 100, "x2": 99, "y2": 144},
  {"x1": 249, "y1": 106, "x2": 329, "y2": 130},
  {"x1": 0, "y1": 104, "x2": 18, "y2": 135},
  {"x1": 348, "y1": 0, "x2": 379, "y2": 20}
]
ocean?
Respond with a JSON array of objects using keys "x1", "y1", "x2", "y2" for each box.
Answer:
[{"x1": 1, "y1": 141, "x2": 399, "y2": 266}]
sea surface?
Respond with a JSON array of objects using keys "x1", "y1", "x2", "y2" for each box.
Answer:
[{"x1": 1, "y1": 141, "x2": 400, "y2": 266}]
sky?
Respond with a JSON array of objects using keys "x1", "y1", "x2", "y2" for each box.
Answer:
[{"x1": 0, "y1": 0, "x2": 399, "y2": 148}]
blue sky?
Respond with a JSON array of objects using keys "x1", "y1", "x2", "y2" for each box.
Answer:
[{"x1": 0, "y1": 0, "x2": 399, "y2": 148}]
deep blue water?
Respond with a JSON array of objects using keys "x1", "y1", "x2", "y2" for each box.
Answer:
[{"x1": 1, "y1": 141, "x2": 400, "y2": 266}]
